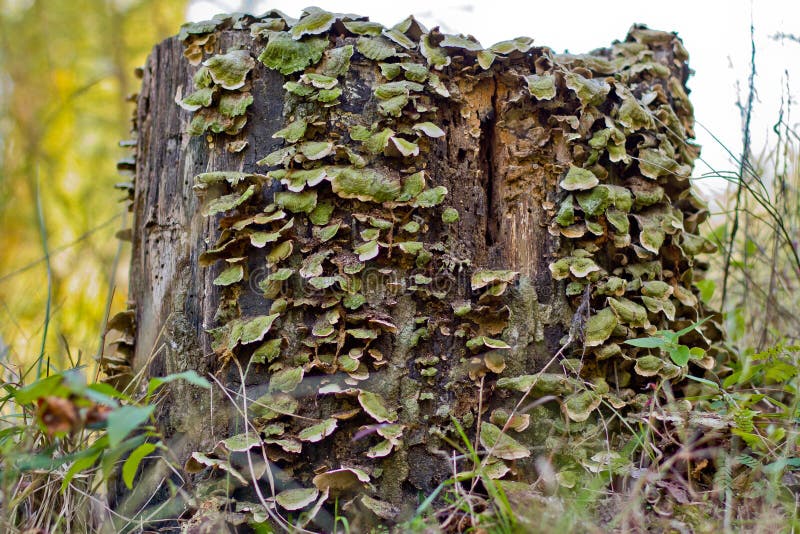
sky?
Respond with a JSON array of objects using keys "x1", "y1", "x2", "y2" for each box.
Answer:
[{"x1": 187, "y1": 0, "x2": 800, "y2": 199}]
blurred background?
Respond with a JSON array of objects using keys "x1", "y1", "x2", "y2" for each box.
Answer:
[{"x1": 1, "y1": 0, "x2": 797, "y2": 371}]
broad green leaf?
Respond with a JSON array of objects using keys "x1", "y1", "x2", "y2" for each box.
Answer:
[
  {"x1": 624, "y1": 336, "x2": 667, "y2": 349},
  {"x1": 107, "y1": 405, "x2": 155, "y2": 448},
  {"x1": 669, "y1": 345, "x2": 691, "y2": 366},
  {"x1": 61, "y1": 447, "x2": 103, "y2": 492},
  {"x1": 14, "y1": 375, "x2": 66, "y2": 404},
  {"x1": 122, "y1": 442, "x2": 157, "y2": 489}
]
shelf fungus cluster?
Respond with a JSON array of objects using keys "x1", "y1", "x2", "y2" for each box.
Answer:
[{"x1": 117, "y1": 6, "x2": 721, "y2": 527}]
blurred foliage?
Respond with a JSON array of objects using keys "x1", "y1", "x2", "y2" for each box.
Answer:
[
  {"x1": 0, "y1": 0, "x2": 187, "y2": 370},
  {"x1": 704, "y1": 101, "x2": 800, "y2": 349}
]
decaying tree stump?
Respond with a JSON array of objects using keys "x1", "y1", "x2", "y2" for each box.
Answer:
[{"x1": 105, "y1": 8, "x2": 721, "y2": 530}]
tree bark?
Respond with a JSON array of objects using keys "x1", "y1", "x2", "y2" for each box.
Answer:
[{"x1": 106, "y1": 11, "x2": 715, "y2": 531}]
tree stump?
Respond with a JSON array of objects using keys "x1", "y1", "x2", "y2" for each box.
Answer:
[{"x1": 106, "y1": 8, "x2": 720, "y2": 530}]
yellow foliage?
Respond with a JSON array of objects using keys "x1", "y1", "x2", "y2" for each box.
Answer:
[{"x1": 0, "y1": 0, "x2": 187, "y2": 369}]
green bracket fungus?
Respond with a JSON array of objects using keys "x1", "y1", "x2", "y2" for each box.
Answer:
[{"x1": 166, "y1": 10, "x2": 719, "y2": 528}]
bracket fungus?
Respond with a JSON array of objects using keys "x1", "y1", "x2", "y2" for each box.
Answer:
[{"x1": 109, "y1": 7, "x2": 723, "y2": 528}]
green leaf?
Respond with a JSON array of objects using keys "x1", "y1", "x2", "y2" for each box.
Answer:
[
  {"x1": 674, "y1": 316, "x2": 713, "y2": 338},
  {"x1": 624, "y1": 336, "x2": 667, "y2": 349},
  {"x1": 122, "y1": 442, "x2": 157, "y2": 489},
  {"x1": 695, "y1": 279, "x2": 716, "y2": 304},
  {"x1": 669, "y1": 345, "x2": 691, "y2": 366},
  {"x1": 686, "y1": 375, "x2": 719, "y2": 389},
  {"x1": 14, "y1": 375, "x2": 66, "y2": 404},
  {"x1": 84, "y1": 383, "x2": 130, "y2": 406},
  {"x1": 61, "y1": 446, "x2": 103, "y2": 492},
  {"x1": 107, "y1": 405, "x2": 155, "y2": 449}
]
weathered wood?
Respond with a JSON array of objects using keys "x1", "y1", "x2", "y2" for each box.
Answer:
[{"x1": 112, "y1": 12, "x2": 713, "y2": 530}]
